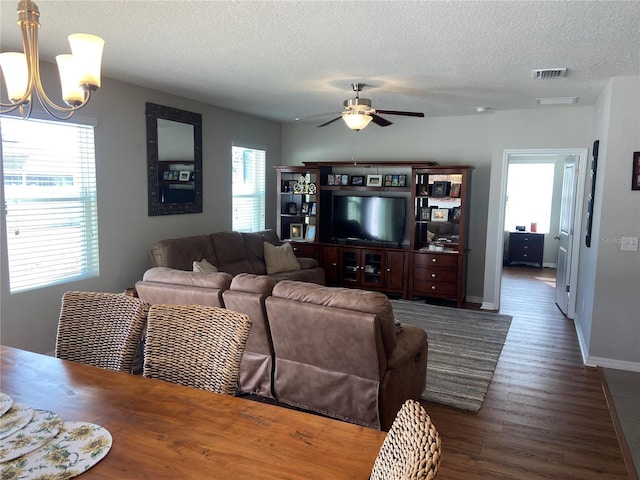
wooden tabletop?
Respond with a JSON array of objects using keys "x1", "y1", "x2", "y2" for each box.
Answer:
[{"x1": 1, "y1": 346, "x2": 386, "y2": 479}]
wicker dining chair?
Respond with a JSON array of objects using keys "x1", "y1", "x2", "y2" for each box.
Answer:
[
  {"x1": 143, "y1": 304, "x2": 252, "y2": 395},
  {"x1": 55, "y1": 291, "x2": 150, "y2": 372},
  {"x1": 370, "y1": 399, "x2": 442, "y2": 480}
]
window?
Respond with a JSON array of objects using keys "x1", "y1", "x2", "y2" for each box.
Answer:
[
  {"x1": 232, "y1": 146, "x2": 265, "y2": 232},
  {"x1": 504, "y1": 162, "x2": 555, "y2": 234},
  {"x1": 1, "y1": 116, "x2": 99, "y2": 293}
]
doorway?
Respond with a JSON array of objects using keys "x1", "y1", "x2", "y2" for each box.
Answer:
[{"x1": 484, "y1": 148, "x2": 588, "y2": 318}]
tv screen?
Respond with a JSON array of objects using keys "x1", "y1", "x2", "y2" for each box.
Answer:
[{"x1": 331, "y1": 195, "x2": 406, "y2": 244}]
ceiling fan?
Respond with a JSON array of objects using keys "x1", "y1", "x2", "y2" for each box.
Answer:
[{"x1": 318, "y1": 82, "x2": 425, "y2": 131}]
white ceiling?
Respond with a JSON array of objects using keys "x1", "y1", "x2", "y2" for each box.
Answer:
[{"x1": 1, "y1": 1, "x2": 639, "y2": 126}]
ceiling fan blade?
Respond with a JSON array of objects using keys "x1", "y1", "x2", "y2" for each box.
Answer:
[
  {"x1": 317, "y1": 116, "x2": 342, "y2": 127},
  {"x1": 375, "y1": 109, "x2": 425, "y2": 118},
  {"x1": 370, "y1": 114, "x2": 393, "y2": 127}
]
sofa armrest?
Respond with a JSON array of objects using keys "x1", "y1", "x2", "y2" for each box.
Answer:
[
  {"x1": 387, "y1": 324, "x2": 428, "y2": 370},
  {"x1": 296, "y1": 257, "x2": 319, "y2": 269}
]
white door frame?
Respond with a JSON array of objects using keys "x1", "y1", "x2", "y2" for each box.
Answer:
[{"x1": 483, "y1": 148, "x2": 588, "y2": 316}]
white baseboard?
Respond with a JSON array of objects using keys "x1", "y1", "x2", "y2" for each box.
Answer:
[
  {"x1": 573, "y1": 317, "x2": 640, "y2": 371},
  {"x1": 586, "y1": 356, "x2": 640, "y2": 372},
  {"x1": 480, "y1": 301, "x2": 498, "y2": 311}
]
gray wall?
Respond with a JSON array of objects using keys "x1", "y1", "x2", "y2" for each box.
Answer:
[
  {"x1": 0, "y1": 64, "x2": 281, "y2": 353},
  {"x1": 575, "y1": 76, "x2": 640, "y2": 369}
]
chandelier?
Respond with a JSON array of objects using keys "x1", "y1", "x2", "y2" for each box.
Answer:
[{"x1": 0, "y1": 0, "x2": 104, "y2": 120}]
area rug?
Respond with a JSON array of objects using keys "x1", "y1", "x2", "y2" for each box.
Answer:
[{"x1": 390, "y1": 300, "x2": 512, "y2": 412}]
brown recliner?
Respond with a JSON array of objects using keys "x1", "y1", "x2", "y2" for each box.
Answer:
[
  {"x1": 265, "y1": 280, "x2": 428, "y2": 431},
  {"x1": 222, "y1": 273, "x2": 278, "y2": 399}
]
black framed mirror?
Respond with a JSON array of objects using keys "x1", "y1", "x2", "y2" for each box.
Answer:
[{"x1": 146, "y1": 102, "x2": 203, "y2": 216}]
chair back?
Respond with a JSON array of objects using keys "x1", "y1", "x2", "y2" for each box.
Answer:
[
  {"x1": 143, "y1": 304, "x2": 252, "y2": 395},
  {"x1": 55, "y1": 291, "x2": 150, "y2": 372},
  {"x1": 370, "y1": 399, "x2": 442, "y2": 480}
]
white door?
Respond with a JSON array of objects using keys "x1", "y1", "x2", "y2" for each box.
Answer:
[{"x1": 555, "y1": 156, "x2": 578, "y2": 315}]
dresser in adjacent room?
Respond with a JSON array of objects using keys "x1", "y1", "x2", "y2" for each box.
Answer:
[{"x1": 506, "y1": 232, "x2": 544, "y2": 268}]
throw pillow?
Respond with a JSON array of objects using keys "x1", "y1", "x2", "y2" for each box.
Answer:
[
  {"x1": 264, "y1": 242, "x2": 301, "y2": 275},
  {"x1": 193, "y1": 258, "x2": 218, "y2": 273}
]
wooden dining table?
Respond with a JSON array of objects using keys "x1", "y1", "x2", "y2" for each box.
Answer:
[{"x1": 1, "y1": 345, "x2": 386, "y2": 479}]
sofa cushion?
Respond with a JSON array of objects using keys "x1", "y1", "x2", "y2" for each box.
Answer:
[
  {"x1": 242, "y1": 230, "x2": 281, "y2": 272},
  {"x1": 264, "y1": 243, "x2": 301, "y2": 275},
  {"x1": 272, "y1": 280, "x2": 397, "y2": 355},
  {"x1": 150, "y1": 235, "x2": 217, "y2": 271},
  {"x1": 142, "y1": 267, "x2": 232, "y2": 289},
  {"x1": 230, "y1": 273, "x2": 278, "y2": 295},
  {"x1": 193, "y1": 258, "x2": 218, "y2": 273}
]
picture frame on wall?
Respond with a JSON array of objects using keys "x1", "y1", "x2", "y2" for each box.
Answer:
[
  {"x1": 179, "y1": 171, "x2": 191, "y2": 181},
  {"x1": 431, "y1": 181, "x2": 450, "y2": 197},
  {"x1": 632, "y1": 151, "x2": 640, "y2": 191},
  {"x1": 305, "y1": 225, "x2": 316, "y2": 241},
  {"x1": 351, "y1": 175, "x2": 365, "y2": 186},
  {"x1": 431, "y1": 208, "x2": 449, "y2": 222},
  {"x1": 366, "y1": 174, "x2": 382, "y2": 187},
  {"x1": 290, "y1": 223, "x2": 303, "y2": 240}
]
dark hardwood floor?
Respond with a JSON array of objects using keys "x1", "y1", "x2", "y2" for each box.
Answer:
[{"x1": 420, "y1": 266, "x2": 629, "y2": 479}]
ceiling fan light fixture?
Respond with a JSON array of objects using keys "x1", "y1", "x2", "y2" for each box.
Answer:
[{"x1": 342, "y1": 112, "x2": 372, "y2": 131}]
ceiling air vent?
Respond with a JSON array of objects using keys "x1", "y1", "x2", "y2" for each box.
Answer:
[{"x1": 532, "y1": 68, "x2": 567, "y2": 79}]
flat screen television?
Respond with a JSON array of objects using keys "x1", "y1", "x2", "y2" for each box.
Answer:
[{"x1": 331, "y1": 195, "x2": 406, "y2": 245}]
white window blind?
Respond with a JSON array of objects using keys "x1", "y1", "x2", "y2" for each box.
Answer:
[
  {"x1": 232, "y1": 146, "x2": 265, "y2": 232},
  {"x1": 1, "y1": 116, "x2": 99, "y2": 293}
]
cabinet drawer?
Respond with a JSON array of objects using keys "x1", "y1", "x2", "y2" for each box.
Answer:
[
  {"x1": 291, "y1": 242, "x2": 316, "y2": 258},
  {"x1": 413, "y1": 253, "x2": 458, "y2": 268},
  {"x1": 412, "y1": 279, "x2": 458, "y2": 297},
  {"x1": 414, "y1": 268, "x2": 458, "y2": 283}
]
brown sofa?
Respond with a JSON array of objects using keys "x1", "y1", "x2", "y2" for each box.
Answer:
[
  {"x1": 146, "y1": 229, "x2": 325, "y2": 284},
  {"x1": 135, "y1": 271, "x2": 428, "y2": 431},
  {"x1": 265, "y1": 280, "x2": 428, "y2": 430}
]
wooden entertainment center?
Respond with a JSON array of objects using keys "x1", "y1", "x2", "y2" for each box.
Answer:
[{"x1": 275, "y1": 161, "x2": 472, "y2": 307}]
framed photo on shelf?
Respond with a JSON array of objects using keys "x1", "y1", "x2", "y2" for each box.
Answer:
[
  {"x1": 334, "y1": 174, "x2": 342, "y2": 186},
  {"x1": 431, "y1": 208, "x2": 449, "y2": 222},
  {"x1": 398, "y1": 174, "x2": 407, "y2": 187},
  {"x1": 366, "y1": 174, "x2": 382, "y2": 187},
  {"x1": 287, "y1": 202, "x2": 298, "y2": 215},
  {"x1": 420, "y1": 206, "x2": 431, "y2": 221},
  {"x1": 431, "y1": 181, "x2": 450, "y2": 197},
  {"x1": 418, "y1": 184, "x2": 430, "y2": 196},
  {"x1": 327, "y1": 174, "x2": 335, "y2": 186},
  {"x1": 179, "y1": 171, "x2": 191, "y2": 181},
  {"x1": 449, "y1": 183, "x2": 461, "y2": 197},
  {"x1": 351, "y1": 175, "x2": 365, "y2": 186},
  {"x1": 290, "y1": 223, "x2": 303, "y2": 240},
  {"x1": 301, "y1": 202, "x2": 309, "y2": 214},
  {"x1": 633, "y1": 151, "x2": 640, "y2": 190},
  {"x1": 452, "y1": 206, "x2": 461, "y2": 221},
  {"x1": 341, "y1": 174, "x2": 349, "y2": 185},
  {"x1": 310, "y1": 202, "x2": 317, "y2": 215},
  {"x1": 391, "y1": 175, "x2": 399, "y2": 186},
  {"x1": 162, "y1": 171, "x2": 170, "y2": 180},
  {"x1": 384, "y1": 175, "x2": 393, "y2": 186},
  {"x1": 305, "y1": 225, "x2": 316, "y2": 241}
]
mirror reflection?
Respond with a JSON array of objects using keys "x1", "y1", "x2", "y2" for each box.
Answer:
[{"x1": 146, "y1": 103, "x2": 202, "y2": 216}]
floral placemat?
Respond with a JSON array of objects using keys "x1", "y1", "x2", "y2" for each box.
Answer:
[
  {"x1": 1, "y1": 422, "x2": 112, "y2": 480},
  {"x1": 0, "y1": 404, "x2": 34, "y2": 440},
  {"x1": 0, "y1": 393, "x2": 13, "y2": 417},
  {"x1": 0, "y1": 393, "x2": 112, "y2": 479}
]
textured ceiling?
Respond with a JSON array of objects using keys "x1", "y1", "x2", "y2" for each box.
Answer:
[{"x1": 1, "y1": 1, "x2": 639, "y2": 125}]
